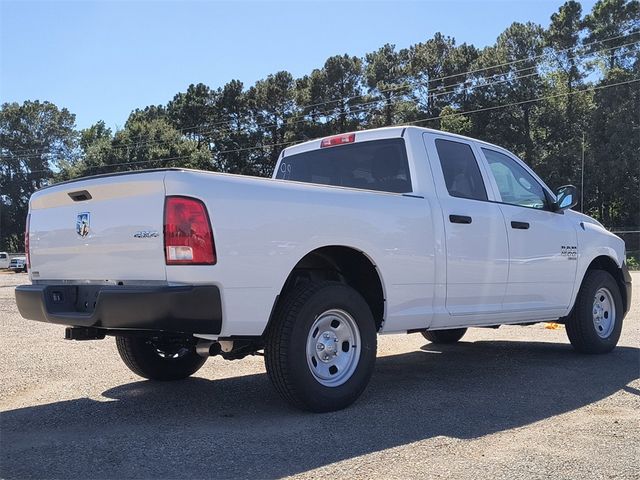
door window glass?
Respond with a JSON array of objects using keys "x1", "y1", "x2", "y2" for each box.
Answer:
[
  {"x1": 482, "y1": 148, "x2": 547, "y2": 210},
  {"x1": 435, "y1": 139, "x2": 487, "y2": 201}
]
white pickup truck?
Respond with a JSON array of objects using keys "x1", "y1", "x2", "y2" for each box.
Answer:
[
  {"x1": 15, "y1": 126, "x2": 632, "y2": 412},
  {"x1": 8, "y1": 256, "x2": 27, "y2": 273}
]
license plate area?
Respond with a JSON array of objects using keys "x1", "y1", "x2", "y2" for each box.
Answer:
[{"x1": 45, "y1": 285, "x2": 103, "y2": 314}]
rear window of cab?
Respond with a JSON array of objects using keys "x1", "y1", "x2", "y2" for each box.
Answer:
[{"x1": 276, "y1": 138, "x2": 412, "y2": 193}]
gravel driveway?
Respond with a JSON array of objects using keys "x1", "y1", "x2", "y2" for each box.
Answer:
[{"x1": 1, "y1": 271, "x2": 638, "y2": 479}]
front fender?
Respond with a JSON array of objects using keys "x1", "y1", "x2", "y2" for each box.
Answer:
[{"x1": 566, "y1": 219, "x2": 627, "y2": 315}]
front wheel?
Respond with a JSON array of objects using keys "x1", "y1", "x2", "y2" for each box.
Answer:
[
  {"x1": 265, "y1": 281, "x2": 377, "y2": 412},
  {"x1": 566, "y1": 270, "x2": 624, "y2": 354},
  {"x1": 116, "y1": 336, "x2": 207, "y2": 380}
]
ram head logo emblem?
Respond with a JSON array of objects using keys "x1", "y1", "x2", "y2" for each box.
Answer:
[{"x1": 76, "y1": 212, "x2": 90, "y2": 238}]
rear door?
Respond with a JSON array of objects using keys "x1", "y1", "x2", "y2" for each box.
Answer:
[
  {"x1": 479, "y1": 147, "x2": 577, "y2": 316},
  {"x1": 28, "y1": 172, "x2": 167, "y2": 282},
  {"x1": 423, "y1": 133, "x2": 509, "y2": 320}
]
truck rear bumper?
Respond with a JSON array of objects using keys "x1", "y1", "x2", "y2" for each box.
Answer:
[{"x1": 15, "y1": 284, "x2": 222, "y2": 335}]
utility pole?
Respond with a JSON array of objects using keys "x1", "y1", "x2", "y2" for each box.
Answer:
[{"x1": 581, "y1": 132, "x2": 585, "y2": 213}]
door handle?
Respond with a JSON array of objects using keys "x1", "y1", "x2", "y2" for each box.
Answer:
[
  {"x1": 511, "y1": 221, "x2": 530, "y2": 229},
  {"x1": 449, "y1": 215, "x2": 472, "y2": 224}
]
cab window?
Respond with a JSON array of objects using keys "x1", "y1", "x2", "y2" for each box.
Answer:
[
  {"x1": 435, "y1": 139, "x2": 487, "y2": 201},
  {"x1": 277, "y1": 138, "x2": 411, "y2": 193},
  {"x1": 482, "y1": 148, "x2": 547, "y2": 210}
]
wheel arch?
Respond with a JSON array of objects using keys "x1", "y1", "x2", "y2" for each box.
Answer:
[
  {"x1": 575, "y1": 255, "x2": 629, "y2": 315},
  {"x1": 264, "y1": 245, "x2": 386, "y2": 335}
]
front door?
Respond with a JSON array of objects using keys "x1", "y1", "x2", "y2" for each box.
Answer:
[{"x1": 479, "y1": 147, "x2": 578, "y2": 316}]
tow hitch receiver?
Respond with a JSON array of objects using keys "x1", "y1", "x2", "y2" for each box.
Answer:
[{"x1": 65, "y1": 327, "x2": 106, "y2": 341}]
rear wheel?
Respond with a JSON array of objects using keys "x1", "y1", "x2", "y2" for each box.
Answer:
[
  {"x1": 421, "y1": 328, "x2": 467, "y2": 344},
  {"x1": 566, "y1": 270, "x2": 623, "y2": 354},
  {"x1": 116, "y1": 336, "x2": 206, "y2": 380},
  {"x1": 265, "y1": 281, "x2": 377, "y2": 412}
]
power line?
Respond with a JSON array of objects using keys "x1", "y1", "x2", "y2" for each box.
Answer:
[
  {"x1": 4, "y1": 32, "x2": 638, "y2": 157},
  {"x1": 171, "y1": 34, "x2": 640, "y2": 137},
  {"x1": 403, "y1": 77, "x2": 640, "y2": 127},
  {"x1": 5, "y1": 39, "x2": 638, "y2": 164},
  {"x1": 21, "y1": 77, "x2": 639, "y2": 176},
  {"x1": 173, "y1": 30, "x2": 638, "y2": 133},
  {"x1": 295, "y1": 30, "x2": 639, "y2": 113}
]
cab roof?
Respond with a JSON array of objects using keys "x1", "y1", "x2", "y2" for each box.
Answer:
[{"x1": 280, "y1": 126, "x2": 502, "y2": 159}]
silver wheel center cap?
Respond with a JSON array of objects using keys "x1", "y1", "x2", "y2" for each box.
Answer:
[
  {"x1": 316, "y1": 331, "x2": 338, "y2": 362},
  {"x1": 594, "y1": 304, "x2": 603, "y2": 320}
]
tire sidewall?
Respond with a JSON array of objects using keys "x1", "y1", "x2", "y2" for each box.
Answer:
[
  {"x1": 286, "y1": 284, "x2": 377, "y2": 411},
  {"x1": 118, "y1": 336, "x2": 206, "y2": 380},
  {"x1": 574, "y1": 271, "x2": 623, "y2": 352}
]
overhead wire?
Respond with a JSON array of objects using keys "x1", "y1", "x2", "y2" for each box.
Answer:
[
  {"x1": 3, "y1": 32, "x2": 638, "y2": 158},
  {"x1": 17, "y1": 77, "x2": 639, "y2": 176}
]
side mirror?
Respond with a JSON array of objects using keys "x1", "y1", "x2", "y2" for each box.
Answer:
[{"x1": 555, "y1": 185, "x2": 578, "y2": 211}]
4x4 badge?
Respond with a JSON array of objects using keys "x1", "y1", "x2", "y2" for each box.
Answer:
[
  {"x1": 76, "y1": 212, "x2": 90, "y2": 238},
  {"x1": 561, "y1": 245, "x2": 577, "y2": 260}
]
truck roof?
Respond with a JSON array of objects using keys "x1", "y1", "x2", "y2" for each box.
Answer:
[{"x1": 280, "y1": 126, "x2": 501, "y2": 159}]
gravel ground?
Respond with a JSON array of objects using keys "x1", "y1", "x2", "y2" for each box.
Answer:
[{"x1": 0, "y1": 271, "x2": 638, "y2": 479}]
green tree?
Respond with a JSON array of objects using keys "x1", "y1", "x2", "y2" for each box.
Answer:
[
  {"x1": 408, "y1": 33, "x2": 478, "y2": 121},
  {"x1": 467, "y1": 22, "x2": 546, "y2": 165},
  {"x1": 60, "y1": 116, "x2": 210, "y2": 178},
  {"x1": 247, "y1": 71, "x2": 297, "y2": 175},
  {"x1": 585, "y1": 70, "x2": 639, "y2": 226},
  {"x1": 535, "y1": 1, "x2": 590, "y2": 194},
  {"x1": 294, "y1": 55, "x2": 364, "y2": 138},
  {"x1": 545, "y1": 1, "x2": 585, "y2": 114},
  {"x1": 214, "y1": 79, "x2": 257, "y2": 174},
  {"x1": 583, "y1": 0, "x2": 640, "y2": 71},
  {"x1": 439, "y1": 106, "x2": 472, "y2": 135},
  {"x1": 167, "y1": 83, "x2": 218, "y2": 146},
  {"x1": 79, "y1": 120, "x2": 112, "y2": 151},
  {"x1": 0, "y1": 101, "x2": 77, "y2": 250},
  {"x1": 58, "y1": 120, "x2": 114, "y2": 180},
  {"x1": 322, "y1": 55, "x2": 364, "y2": 131},
  {"x1": 365, "y1": 44, "x2": 411, "y2": 126}
]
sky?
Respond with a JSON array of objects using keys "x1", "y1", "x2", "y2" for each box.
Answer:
[{"x1": 0, "y1": 0, "x2": 598, "y2": 130}]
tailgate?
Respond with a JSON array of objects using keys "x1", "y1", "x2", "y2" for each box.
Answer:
[{"x1": 29, "y1": 172, "x2": 167, "y2": 281}]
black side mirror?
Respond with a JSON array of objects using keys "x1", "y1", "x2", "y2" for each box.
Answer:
[{"x1": 555, "y1": 185, "x2": 578, "y2": 211}]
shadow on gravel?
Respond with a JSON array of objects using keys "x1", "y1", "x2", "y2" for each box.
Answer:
[{"x1": 1, "y1": 340, "x2": 638, "y2": 479}]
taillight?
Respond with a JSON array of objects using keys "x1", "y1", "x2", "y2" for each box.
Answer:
[
  {"x1": 164, "y1": 196, "x2": 216, "y2": 265},
  {"x1": 25, "y1": 214, "x2": 30, "y2": 270},
  {"x1": 320, "y1": 133, "x2": 355, "y2": 148}
]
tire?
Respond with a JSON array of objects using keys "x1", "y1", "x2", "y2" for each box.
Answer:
[
  {"x1": 116, "y1": 336, "x2": 207, "y2": 380},
  {"x1": 265, "y1": 281, "x2": 377, "y2": 412},
  {"x1": 421, "y1": 328, "x2": 467, "y2": 344},
  {"x1": 566, "y1": 269, "x2": 623, "y2": 354}
]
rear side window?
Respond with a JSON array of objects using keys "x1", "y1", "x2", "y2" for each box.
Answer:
[
  {"x1": 0, "y1": 253, "x2": 6, "y2": 259},
  {"x1": 435, "y1": 139, "x2": 487, "y2": 201},
  {"x1": 276, "y1": 138, "x2": 411, "y2": 193}
]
